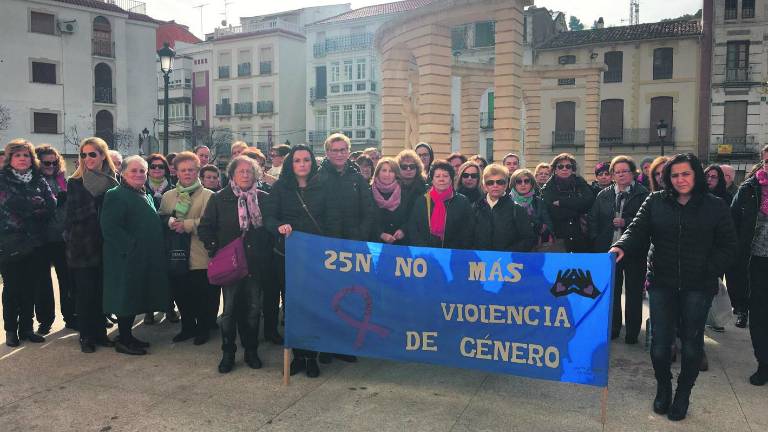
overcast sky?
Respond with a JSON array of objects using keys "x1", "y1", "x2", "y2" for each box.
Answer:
[{"x1": 146, "y1": 0, "x2": 704, "y2": 39}]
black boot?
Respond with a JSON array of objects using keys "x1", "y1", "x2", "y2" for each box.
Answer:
[
  {"x1": 244, "y1": 349, "x2": 262, "y2": 369},
  {"x1": 667, "y1": 386, "x2": 692, "y2": 421},
  {"x1": 290, "y1": 358, "x2": 306, "y2": 376},
  {"x1": 19, "y1": 331, "x2": 45, "y2": 343},
  {"x1": 93, "y1": 334, "x2": 115, "y2": 347},
  {"x1": 5, "y1": 331, "x2": 20, "y2": 347},
  {"x1": 80, "y1": 338, "x2": 96, "y2": 353},
  {"x1": 115, "y1": 337, "x2": 146, "y2": 355},
  {"x1": 306, "y1": 358, "x2": 320, "y2": 378},
  {"x1": 218, "y1": 352, "x2": 235, "y2": 374},
  {"x1": 318, "y1": 352, "x2": 332, "y2": 364},
  {"x1": 653, "y1": 380, "x2": 672, "y2": 414},
  {"x1": 749, "y1": 365, "x2": 768, "y2": 386}
]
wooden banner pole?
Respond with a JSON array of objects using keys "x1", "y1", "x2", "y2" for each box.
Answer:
[
  {"x1": 600, "y1": 387, "x2": 608, "y2": 431},
  {"x1": 283, "y1": 348, "x2": 291, "y2": 386}
]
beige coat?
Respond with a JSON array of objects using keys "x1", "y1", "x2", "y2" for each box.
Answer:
[{"x1": 159, "y1": 187, "x2": 214, "y2": 271}]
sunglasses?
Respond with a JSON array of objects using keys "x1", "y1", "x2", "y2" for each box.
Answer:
[
  {"x1": 485, "y1": 179, "x2": 508, "y2": 186},
  {"x1": 80, "y1": 152, "x2": 99, "y2": 159},
  {"x1": 150, "y1": 164, "x2": 166, "y2": 170},
  {"x1": 42, "y1": 161, "x2": 59, "y2": 167},
  {"x1": 400, "y1": 163, "x2": 418, "y2": 171},
  {"x1": 515, "y1": 178, "x2": 532, "y2": 185},
  {"x1": 556, "y1": 164, "x2": 573, "y2": 170},
  {"x1": 461, "y1": 173, "x2": 479, "y2": 179}
]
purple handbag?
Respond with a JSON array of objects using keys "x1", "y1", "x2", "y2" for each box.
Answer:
[{"x1": 207, "y1": 235, "x2": 248, "y2": 286}]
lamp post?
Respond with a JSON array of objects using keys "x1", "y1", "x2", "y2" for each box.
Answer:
[
  {"x1": 657, "y1": 119, "x2": 669, "y2": 156},
  {"x1": 157, "y1": 42, "x2": 176, "y2": 155}
]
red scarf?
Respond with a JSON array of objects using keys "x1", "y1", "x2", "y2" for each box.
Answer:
[{"x1": 429, "y1": 186, "x2": 453, "y2": 240}]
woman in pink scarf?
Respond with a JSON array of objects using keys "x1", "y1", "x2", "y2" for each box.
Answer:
[
  {"x1": 406, "y1": 159, "x2": 475, "y2": 249},
  {"x1": 371, "y1": 157, "x2": 406, "y2": 244}
]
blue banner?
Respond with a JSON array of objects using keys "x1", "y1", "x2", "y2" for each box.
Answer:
[{"x1": 285, "y1": 232, "x2": 615, "y2": 387}]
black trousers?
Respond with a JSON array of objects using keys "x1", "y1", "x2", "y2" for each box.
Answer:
[
  {"x1": 749, "y1": 256, "x2": 768, "y2": 367},
  {"x1": 72, "y1": 266, "x2": 107, "y2": 341},
  {"x1": 1, "y1": 249, "x2": 46, "y2": 333},
  {"x1": 220, "y1": 275, "x2": 262, "y2": 353},
  {"x1": 171, "y1": 270, "x2": 218, "y2": 334},
  {"x1": 36, "y1": 241, "x2": 76, "y2": 327},
  {"x1": 275, "y1": 253, "x2": 315, "y2": 360},
  {"x1": 117, "y1": 315, "x2": 135, "y2": 340},
  {"x1": 726, "y1": 267, "x2": 749, "y2": 313},
  {"x1": 262, "y1": 261, "x2": 283, "y2": 337},
  {"x1": 612, "y1": 258, "x2": 646, "y2": 339}
]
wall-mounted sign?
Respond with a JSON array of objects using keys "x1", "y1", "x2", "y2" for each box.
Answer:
[{"x1": 558, "y1": 78, "x2": 576, "y2": 86}]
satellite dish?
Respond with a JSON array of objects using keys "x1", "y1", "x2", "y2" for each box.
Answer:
[{"x1": 221, "y1": 19, "x2": 226, "y2": 26}]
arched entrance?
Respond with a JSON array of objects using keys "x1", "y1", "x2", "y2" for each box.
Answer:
[
  {"x1": 95, "y1": 110, "x2": 114, "y2": 146},
  {"x1": 94, "y1": 63, "x2": 113, "y2": 103}
]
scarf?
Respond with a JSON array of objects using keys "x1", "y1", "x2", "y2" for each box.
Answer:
[
  {"x1": 12, "y1": 169, "x2": 33, "y2": 183},
  {"x1": 174, "y1": 179, "x2": 202, "y2": 218},
  {"x1": 82, "y1": 165, "x2": 118, "y2": 197},
  {"x1": 372, "y1": 178, "x2": 401, "y2": 212},
  {"x1": 428, "y1": 186, "x2": 453, "y2": 240},
  {"x1": 148, "y1": 177, "x2": 168, "y2": 199},
  {"x1": 230, "y1": 180, "x2": 263, "y2": 231},
  {"x1": 553, "y1": 174, "x2": 576, "y2": 192},
  {"x1": 757, "y1": 170, "x2": 768, "y2": 216},
  {"x1": 510, "y1": 189, "x2": 535, "y2": 216}
]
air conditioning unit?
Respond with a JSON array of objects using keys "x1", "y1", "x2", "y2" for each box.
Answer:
[{"x1": 57, "y1": 19, "x2": 78, "y2": 34}]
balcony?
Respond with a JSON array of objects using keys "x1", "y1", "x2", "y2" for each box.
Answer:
[
  {"x1": 725, "y1": 66, "x2": 752, "y2": 83},
  {"x1": 714, "y1": 135, "x2": 758, "y2": 160},
  {"x1": 552, "y1": 130, "x2": 585, "y2": 148},
  {"x1": 480, "y1": 112, "x2": 494, "y2": 129},
  {"x1": 218, "y1": 66, "x2": 230, "y2": 79},
  {"x1": 234, "y1": 102, "x2": 253, "y2": 115},
  {"x1": 257, "y1": 100, "x2": 274, "y2": 114},
  {"x1": 94, "y1": 86, "x2": 115, "y2": 104},
  {"x1": 309, "y1": 86, "x2": 326, "y2": 104},
  {"x1": 313, "y1": 33, "x2": 374, "y2": 58},
  {"x1": 215, "y1": 103, "x2": 231, "y2": 116},
  {"x1": 213, "y1": 18, "x2": 301, "y2": 39},
  {"x1": 238, "y1": 63, "x2": 251, "y2": 77},
  {"x1": 743, "y1": 7, "x2": 755, "y2": 19},
  {"x1": 92, "y1": 39, "x2": 114, "y2": 58},
  {"x1": 308, "y1": 130, "x2": 328, "y2": 153},
  {"x1": 599, "y1": 128, "x2": 677, "y2": 148},
  {"x1": 259, "y1": 61, "x2": 272, "y2": 75}
]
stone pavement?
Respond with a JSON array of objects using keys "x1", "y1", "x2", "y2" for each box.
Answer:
[{"x1": 0, "y1": 279, "x2": 766, "y2": 432}]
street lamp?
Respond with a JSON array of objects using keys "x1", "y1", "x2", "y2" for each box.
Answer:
[
  {"x1": 157, "y1": 42, "x2": 176, "y2": 155},
  {"x1": 656, "y1": 119, "x2": 668, "y2": 156},
  {"x1": 139, "y1": 127, "x2": 150, "y2": 156}
]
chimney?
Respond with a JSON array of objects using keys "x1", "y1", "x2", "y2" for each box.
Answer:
[{"x1": 596, "y1": 17, "x2": 604, "y2": 29}]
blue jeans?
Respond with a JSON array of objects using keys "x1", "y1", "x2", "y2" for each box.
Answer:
[{"x1": 648, "y1": 289, "x2": 713, "y2": 388}]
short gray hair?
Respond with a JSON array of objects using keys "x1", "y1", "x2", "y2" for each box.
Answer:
[
  {"x1": 108, "y1": 149, "x2": 123, "y2": 164},
  {"x1": 121, "y1": 155, "x2": 148, "y2": 173},
  {"x1": 226, "y1": 155, "x2": 262, "y2": 184}
]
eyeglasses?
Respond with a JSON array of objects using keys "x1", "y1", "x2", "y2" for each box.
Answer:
[
  {"x1": 514, "y1": 178, "x2": 532, "y2": 185},
  {"x1": 150, "y1": 164, "x2": 166, "y2": 170},
  {"x1": 400, "y1": 163, "x2": 418, "y2": 171},
  {"x1": 556, "y1": 163, "x2": 573, "y2": 170},
  {"x1": 42, "y1": 161, "x2": 59, "y2": 167},
  {"x1": 461, "y1": 173, "x2": 479, "y2": 179},
  {"x1": 612, "y1": 170, "x2": 632, "y2": 175},
  {"x1": 485, "y1": 179, "x2": 508, "y2": 186},
  {"x1": 80, "y1": 152, "x2": 99, "y2": 159}
]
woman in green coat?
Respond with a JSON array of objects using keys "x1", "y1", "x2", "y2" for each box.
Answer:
[{"x1": 101, "y1": 155, "x2": 170, "y2": 355}]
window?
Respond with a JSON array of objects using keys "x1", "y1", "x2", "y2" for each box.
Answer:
[
  {"x1": 330, "y1": 84, "x2": 340, "y2": 94},
  {"x1": 315, "y1": 66, "x2": 327, "y2": 99},
  {"x1": 742, "y1": 0, "x2": 755, "y2": 19},
  {"x1": 356, "y1": 82, "x2": 366, "y2": 91},
  {"x1": 725, "y1": 0, "x2": 738, "y2": 20},
  {"x1": 356, "y1": 104, "x2": 366, "y2": 127},
  {"x1": 33, "y1": 112, "x2": 58, "y2": 134},
  {"x1": 32, "y1": 61, "x2": 56, "y2": 84},
  {"x1": 452, "y1": 26, "x2": 468, "y2": 50},
  {"x1": 194, "y1": 71, "x2": 206, "y2": 88},
  {"x1": 343, "y1": 83, "x2": 353, "y2": 92},
  {"x1": 723, "y1": 101, "x2": 748, "y2": 144},
  {"x1": 343, "y1": 60, "x2": 353, "y2": 81},
  {"x1": 726, "y1": 41, "x2": 750, "y2": 81},
  {"x1": 195, "y1": 105, "x2": 206, "y2": 125},
  {"x1": 356, "y1": 59, "x2": 366, "y2": 80},
  {"x1": 474, "y1": 21, "x2": 495, "y2": 47},
  {"x1": 554, "y1": 101, "x2": 576, "y2": 146},
  {"x1": 649, "y1": 96, "x2": 673, "y2": 143},
  {"x1": 603, "y1": 51, "x2": 623, "y2": 83},
  {"x1": 652, "y1": 48, "x2": 673, "y2": 80},
  {"x1": 330, "y1": 62, "x2": 340, "y2": 82},
  {"x1": 330, "y1": 106, "x2": 340, "y2": 129},
  {"x1": 600, "y1": 100, "x2": 624, "y2": 145},
  {"x1": 558, "y1": 55, "x2": 576, "y2": 65},
  {"x1": 238, "y1": 87, "x2": 252, "y2": 103},
  {"x1": 370, "y1": 104, "x2": 376, "y2": 129},
  {"x1": 342, "y1": 104, "x2": 353, "y2": 128},
  {"x1": 30, "y1": 11, "x2": 55, "y2": 34}
]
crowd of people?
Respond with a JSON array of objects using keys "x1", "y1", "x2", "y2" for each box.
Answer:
[{"x1": 1, "y1": 133, "x2": 766, "y2": 423}]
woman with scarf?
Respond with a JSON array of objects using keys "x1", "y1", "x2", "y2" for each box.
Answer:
[
  {"x1": 541, "y1": 153, "x2": 595, "y2": 252},
  {"x1": 510, "y1": 169, "x2": 554, "y2": 249},
  {"x1": 371, "y1": 157, "x2": 408, "y2": 244},
  {"x1": 1, "y1": 139, "x2": 56, "y2": 347},
  {"x1": 199, "y1": 156, "x2": 272, "y2": 373},
  {"x1": 101, "y1": 156, "x2": 170, "y2": 355},
  {"x1": 34, "y1": 144, "x2": 74, "y2": 334},
  {"x1": 587, "y1": 155, "x2": 649, "y2": 342},
  {"x1": 730, "y1": 160, "x2": 768, "y2": 386},
  {"x1": 64, "y1": 137, "x2": 119, "y2": 353},
  {"x1": 455, "y1": 161, "x2": 483, "y2": 204},
  {"x1": 159, "y1": 151, "x2": 215, "y2": 345},
  {"x1": 407, "y1": 160, "x2": 474, "y2": 249},
  {"x1": 473, "y1": 164, "x2": 535, "y2": 252}
]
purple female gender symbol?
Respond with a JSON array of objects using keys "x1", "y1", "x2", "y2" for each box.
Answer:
[{"x1": 330, "y1": 286, "x2": 390, "y2": 349}]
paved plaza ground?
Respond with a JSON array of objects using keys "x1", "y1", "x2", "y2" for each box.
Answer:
[{"x1": 0, "y1": 274, "x2": 766, "y2": 432}]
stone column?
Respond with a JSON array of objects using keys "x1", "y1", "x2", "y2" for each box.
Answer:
[
  {"x1": 583, "y1": 71, "x2": 601, "y2": 181},
  {"x1": 460, "y1": 73, "x2": 493, "y2": 156},
  {"x1": 521, "y1": 74, "x2": 541, "y2": 169},
  {"x1": 491, "y1": 3, "x2": 524, "y2": 162},
  {"x1": 379, "y1": 45, "x2": 412, "y2": 156}
]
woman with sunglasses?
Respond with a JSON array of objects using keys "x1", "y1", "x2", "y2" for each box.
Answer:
[
  {"x1": 474, "y1": 164, "x2": 535, "y2": 252},
  {"x1": 610, "y1": 153, "x2": 737, "y2": 421},
  {"x1": 395, "y1": 150, "x2": 427, "y2": 232},
  {"x1": 371, "y1": 158, "x2": 408, "y2": 245},
  {"x1": 587, "y1": 156, "x2": 648, "y2": 343},
  {"x1": 455, "y1": 161, "x2": 483, "y2": 204},
  {"x1": 64, "y1": 137, "x2": 119, "y2": 352},
  {"x1": 34, "y1": 144, "x2": 74, "y2": 334},
  {"x1": 1, "y1": 139, "x2": 57, "y2": 347},
  {"x1": 407, "y1": 160, "x2": 474, "y2": 249},
  {"x1": 510, "y1": 169, "x2": 553, "y2": 249},
  {"x1": 541, "y1": 153, "x2": 595, "y2": 252}
]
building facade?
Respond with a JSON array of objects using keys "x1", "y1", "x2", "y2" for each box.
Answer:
[{"x1": 0, "y1": 0, "x2": 158, "y2": 156}]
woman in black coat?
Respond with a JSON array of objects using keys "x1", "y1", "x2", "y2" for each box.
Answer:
[
  {"x1": 263, "y1": 144, "x2": 333, "y2": 378},
  {"x1": 407, "y1": 160, "x2": 474, "y2": 249},
  {"x1": 370, "y1": 157, "x2": 409, "y2": 244},
  {"x1": 473, "y1": 164, "x2": 535, "y2": 252},
  {"x1": 587, "y1": 156, "x2": 649, "y2": 343},
  {"x1": 455, "y1": 161, "x2": 483, "y2": 204},
  {"x1": 704, "y1": 164, "x2": 733, "y2": 204},
  {"x1": 611, "y1": 153, "x2": 737, "y2": 421},
  {"x1": 199, "y1": 156, "x2": 273, "y2": 374},
  {"x1": 540, "y1": 153, "x2": 595, "y2": 252},
  {"x1": 395, "y1": 150, "x2": 427, "y2": 227}
]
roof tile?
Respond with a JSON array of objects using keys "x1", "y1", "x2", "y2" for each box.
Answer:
[
  {"x1": 314, "y1": 0, "x2": 436, "y2": 24},
  {"x1": 538, "y1": 20, "x2": 702, "y2": 50}
]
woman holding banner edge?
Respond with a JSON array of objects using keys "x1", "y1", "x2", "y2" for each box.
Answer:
[{"x1": 610, "y1": 153, "x2": 736, "y2": 421}]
